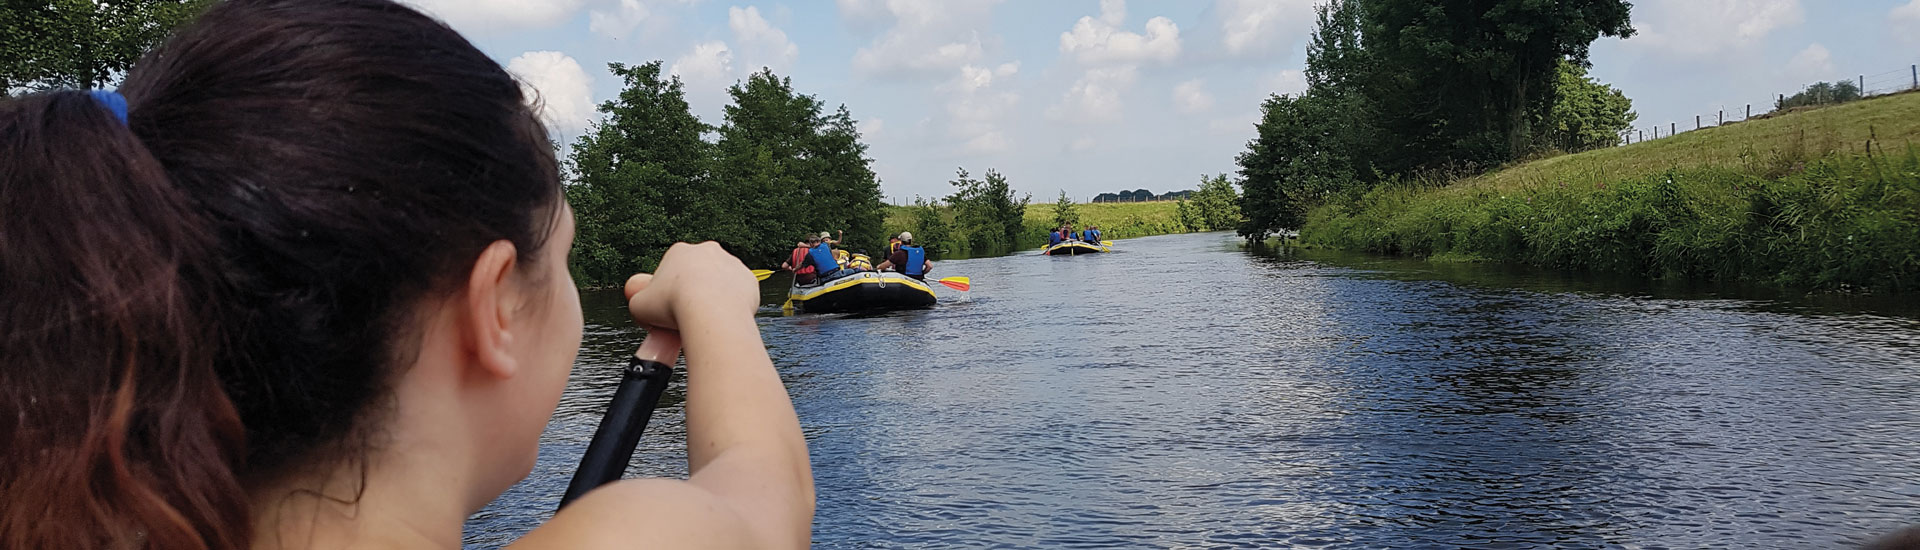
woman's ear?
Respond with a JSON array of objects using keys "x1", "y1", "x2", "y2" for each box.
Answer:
[{"x1": 462, "y1": 240, "x2": 521, "y2": 378}]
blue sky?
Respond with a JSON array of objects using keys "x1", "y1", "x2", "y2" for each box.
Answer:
[{"x1": 402, "y1": 0, "x2": 1920, "y2": 203}]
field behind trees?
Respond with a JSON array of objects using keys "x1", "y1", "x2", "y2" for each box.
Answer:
[{"x1": 882, "y1": 201, "x2": 1187, "y2": 256}]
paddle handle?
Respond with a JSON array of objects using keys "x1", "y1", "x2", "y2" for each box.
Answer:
[{"x1": 558, "y1": 356, "x2": 676, "y2": 508}]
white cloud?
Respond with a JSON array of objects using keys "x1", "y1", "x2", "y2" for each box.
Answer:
[
  {"x1": 670, "y1": 41, "x2": 735, "y2": 92},
  {"x1": 859, "y1": 118, "x2": 885, "y2": 137},
  {"x1": 1627, "y1": 0, "x2": 1804, "y2": 57},
  {"x1": 944, "y1": 63, "x2": 1021, "y2": 154},
  {"x1": 1049, "y1": 66, "x2": 1139, "y2": 124},
  {"x1": 1895, "y1": 0, "x2": 1920, "y2": 40},
  {"x1": 1060, "y1": 0, "x2": 1181, "y2": 65},
  {"x1": 1782, "y1": 43, "x2": 1835, "y2": 81},
  {"x1": 847, "y1": 0, "x2": 1001, "y2": 77},
  {"x1": 1172, "y1": 79, "x2": 1213, "y2": 113},
  {"x1": 729, "y1": 6, "x2": 799, "y2": 72},
  {"x1": 1262, "y1": 69, "x2": 1307, "y2": 95},
  {"x1": 507, "y1": 51, "x2": 596, "y2": 135},
  {"x1": 1218, "y1": 0, "x2": 1317, "y2": 57},
  {"x1": 589, "y1": 0, "x2": 650, "y2": 39},
  {"x1": 403, "y1": 0, "x2": 588, "y2": 33},
  {"x1": 1069, "y1": 136, "x2": 1096, "y2": 152}
]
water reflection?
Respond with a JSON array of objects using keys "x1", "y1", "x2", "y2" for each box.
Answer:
[{"x1": 468, "y1": 232, "x2": 1920, "y2": 549}]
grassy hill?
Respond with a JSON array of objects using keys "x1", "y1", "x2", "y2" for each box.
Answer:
[{"x1": 1302, "y1": 91, "x2": 1920, "y2": 292}]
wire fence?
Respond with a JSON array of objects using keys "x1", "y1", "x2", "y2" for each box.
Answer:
[{"x1": 1620, "y1": 61, "x2": 1920, "y2": 145}]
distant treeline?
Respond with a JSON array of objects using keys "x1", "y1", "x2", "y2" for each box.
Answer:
[
  {"x1": 1234, "y1": 0, "x2": 1637, "y2": 242},
  {"x1": 1091, "y1": 189, "x2": 1191, "y2": 203},
  {"x1": 1776, "y1": 80, "x2": 1866, "y2": 111},
  {"x1": 565, "y1": 62, "x2": 884, "y2": 287}
]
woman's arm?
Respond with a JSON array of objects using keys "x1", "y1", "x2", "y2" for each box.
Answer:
[{"x1": 517, "y1": 242, "x2": 813, "y2": 550}]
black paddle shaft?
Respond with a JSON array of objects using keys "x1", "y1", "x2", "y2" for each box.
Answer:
[{"x1": 558, "y1": 356, "x2": 676, "y2": 509}]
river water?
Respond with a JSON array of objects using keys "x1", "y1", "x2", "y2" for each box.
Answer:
[{"x1": 465, "y1": 231, "x2": 1920, "y2": 549}]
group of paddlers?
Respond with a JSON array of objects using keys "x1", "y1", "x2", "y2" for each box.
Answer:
[
  {"x1": 781, "y1": 231, "x2": 933, "y2": 286},
  {"x1": 1047, "y1": 224, "x2": 1103, "y2": 246}
]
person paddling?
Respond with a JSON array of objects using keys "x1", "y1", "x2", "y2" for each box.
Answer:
[
  {"x1": 796, "y1": 230, "x2": 845, "y2": 283},
  {"x1": 878, "y1": 232, "x2": 932, "y2": 280},
  {"x1": 0, "y1": 1, "x2": 814, "y2": 548},
  {"x1": 782, "y1": 235, "x2": 820, "y2": 285}
]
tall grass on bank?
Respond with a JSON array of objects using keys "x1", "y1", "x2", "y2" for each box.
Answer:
[{"x1": 1303, "y1": 142, "x2": 1920, "y2": 292}]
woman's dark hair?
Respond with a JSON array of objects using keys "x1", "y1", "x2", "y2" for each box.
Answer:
[{"x1": 0, "y1": 0, "x2": 562, "y2": 547}]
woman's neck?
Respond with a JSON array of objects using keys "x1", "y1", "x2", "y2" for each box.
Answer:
[{"x1": 249, "y1": 435, "x2": 478, "y2": 549}]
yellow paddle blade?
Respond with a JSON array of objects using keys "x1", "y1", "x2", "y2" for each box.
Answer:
[
  {"x1": 937, "y1": 277, "x2": 971, "y2": 291},
  {"x1": 751, "y1": 269, "x2": 776, "y2": 281},
  {"x1": 1100, "y1": 241, "x2": 1114, "y2": 246}
]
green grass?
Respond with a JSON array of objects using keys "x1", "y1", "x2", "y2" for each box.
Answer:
[
  {"x1": 884, "y1": 200, "x2": 1191, "y2": 252},
  {"x1": 1303, "y1": 91, "x2": 1920, "y2": 293}
]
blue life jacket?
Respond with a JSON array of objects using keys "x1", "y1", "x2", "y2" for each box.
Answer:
[
  {"x1": 901, "y1": 246, "x2": 926, "y2": 276},
  {"x1": 1048, "y1": 232, "x2": 1063, "y2": 245},
  {"x1": 1088, "y1": 230, "x2": 1101, "y2": 242},
  {"x1": 808, "y1": 243, "x2": 840, "y2": 274}
]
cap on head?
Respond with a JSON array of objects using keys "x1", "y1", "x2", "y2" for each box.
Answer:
[
  {"x1": 898, "y1": 231, "x2": 913, "y2": 243},
  {"x1": 819, "y1": 231, "x2": 833, "y2": 240}
]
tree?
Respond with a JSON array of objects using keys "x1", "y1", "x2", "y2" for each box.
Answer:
[
  {"x1": 1361, "y1": 0, "x2": 1634, "y2": 163},
  {"x1": 1237, "y1": 93, "x2": 1360, "y2": 241},
  {"x1": 565, "y1": 61, "x2": 712, "y2": 283},
  {"x1": 906, "y1": 197, "x2": 954, "y2": 254},
  {"x1": 946, "y1": 168, "x2": 1029, "y2": 254},
  {"x1": 714, "y1": 69, "x2": 885, "y2": 264},
  {"x1": 1049, "y1": 190, "x2": 1080, "y2": 228},
  {"x1": 1191, "y1": 174, "x2": 1242, "y2": 231},
  {"x1": 2, "y1": 0, "x2": 211, "y2": 90},
  {"x1": 1542, "y1": 61, "x2": 1636, "y2": 152}
]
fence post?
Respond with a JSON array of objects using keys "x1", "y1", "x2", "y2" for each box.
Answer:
[
  {"x1": 1746, "y1": 104, "x2": 1752, "y2": 119},
  {"x1": 1696, "y1": 115, "x2": 1701, "y2": 130},
  {"x1": 1670, "y1": 122, "x2": 1676, "y2": 136},
  {"x1": 1718, "y1": 110, "x2": 1723, "y2": 125},
  {"x1": 1912, "y1": 65, "x2": 1917, "y2": 90},
  {"x1": 1860, "y1": 75, "x2": 1866, "y2": 94}
]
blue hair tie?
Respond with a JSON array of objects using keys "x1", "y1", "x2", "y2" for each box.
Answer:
[{"x1": 88, "y1": 90, "x2": 130, "y2": 125}]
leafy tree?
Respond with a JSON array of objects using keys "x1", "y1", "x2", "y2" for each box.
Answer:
[
  {"x1": 564, "y1": 64, "x2": 882, "y2": 285},
  {"x1": 2, "y1": 0, "x2": 210, "y2": 90},
  {"x1": 1543, "y1": 61, "x2": 1636, "y2": 152},
  {"x1": 1237, "y1": 93, "x2": 1362, "y2": 241},
  {"x1": 1191, "y1": 174, "x2": 1242, "y2": 231},
  {"x1": 565, "y1": 61, "x2": 712, "y2": 283},
  {"x1": 1181, "y1": 176, "x2": 1240, "y2": 233},
  {"x1": 906, "y1": 196, "x2": 955, "y2": 254},
  {"x1": 713, "y1": 68, "x2": 884, "y2": 264},
  {"x1": 1361, "y1": 0, "x2": 1634, "y2": 163},
  {"x1": 946, "y1": 168, "x2": 1029, "y2": 254},
  {"x1": 1049, "y1": 190, "x2": 1080, "y2": 228}
]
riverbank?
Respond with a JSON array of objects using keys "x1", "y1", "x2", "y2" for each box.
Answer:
[
  {"x1": 1301, "y1": 90, "x2": 1920, "y2": 293},
  {"x1": 884, "y1": 200, "x2": 1188, "y2": 254}
]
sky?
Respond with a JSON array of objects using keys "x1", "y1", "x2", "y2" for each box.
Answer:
[{"x1": 399, "y1": 0, "x2": 1920, "y2": 204}]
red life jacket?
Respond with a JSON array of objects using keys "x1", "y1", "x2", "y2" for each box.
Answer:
[{"x1": 789, "y1": 247, "x2": 816, "y2": 275}]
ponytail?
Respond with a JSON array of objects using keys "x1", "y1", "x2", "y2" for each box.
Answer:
[
  {"x1": 4, "y1": 0, "x2": 567, "y2": 546},
  {"x1": 0, "y1": 92, "x2": 249, "y2": 549}
]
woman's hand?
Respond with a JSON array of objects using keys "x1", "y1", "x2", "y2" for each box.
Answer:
[{"x1": 625, "y1": 242, "x2": 758, "y2": 332}]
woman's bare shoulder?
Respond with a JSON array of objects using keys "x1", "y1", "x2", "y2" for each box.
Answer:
[{"x1": 508, "y1": 479, "x2": 762, "y2": 550}]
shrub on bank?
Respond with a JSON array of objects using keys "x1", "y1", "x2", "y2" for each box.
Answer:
[{"x1": 1303, "y1": 146, "x2": 1920, "y2": 292}]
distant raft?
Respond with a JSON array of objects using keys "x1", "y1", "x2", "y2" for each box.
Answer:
[
  {"x1": 786, "y1": 271, "x2": 937, "y2": 313},
  {"x1": 1043, "y1": 241, "x2": 1110, "y2": 256}
]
